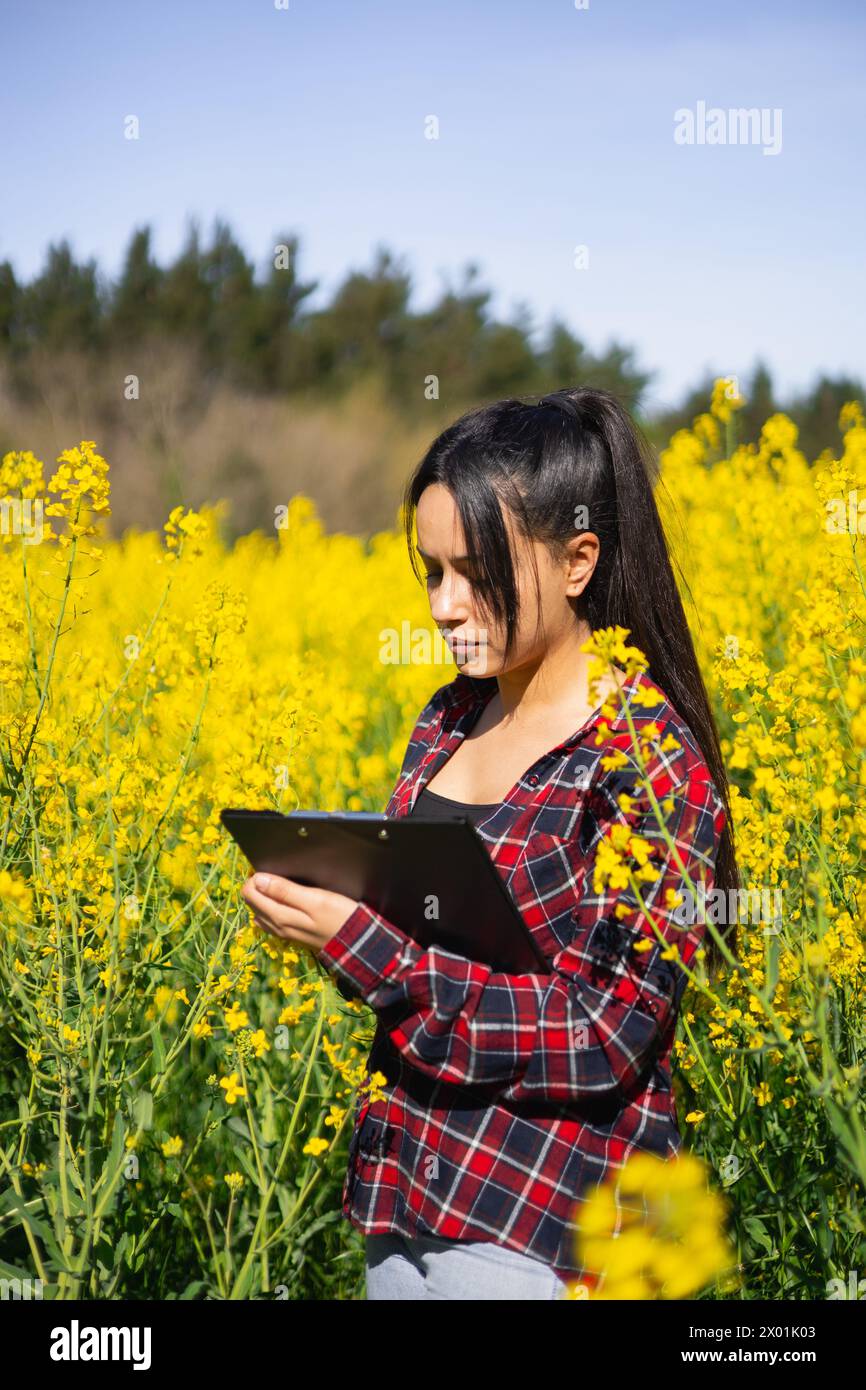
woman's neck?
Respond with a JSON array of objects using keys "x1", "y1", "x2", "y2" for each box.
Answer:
[{"x1": 492, "y1": 636, "x2": 623, "y2": 730}]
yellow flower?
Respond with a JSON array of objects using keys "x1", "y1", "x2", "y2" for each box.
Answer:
[
  {"x1": 573, "y1": 1151, "x2": 734, "y2": 1299},
  {"x1": 0, "y1": 870, "x2": 34, "y2": 912},
  {"x1": 303, "y1": 1136, "x2": 330, "y2": 1157},
  {"x1": 219, "y1": 1072, "x2": 247, "y2": 1104},
  {"x1": 224, "y1": 1001, "x2": 250, "y2": 1032},
  {"x1": 45, "y1": 441, "x2": 111, "y2": 533},
  {"x1": 710, "y1": 376, "x2": 746, "y2": 423},
  {"x1": 804, "y1": 941, "x2": 828, "y2": 973}
]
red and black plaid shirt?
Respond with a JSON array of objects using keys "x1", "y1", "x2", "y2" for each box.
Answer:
[{"x1": 317, "y1": 664, "x2": 727, "y2": 1286}]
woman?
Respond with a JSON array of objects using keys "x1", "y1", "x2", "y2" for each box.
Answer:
[{"x1": 242, "y1": 386, "x2": 739, "y2": 1300}]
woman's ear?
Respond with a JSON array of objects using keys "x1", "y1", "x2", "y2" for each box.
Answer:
[{"x1": 562, "y1": 531, "x2": 600, "y2": 599}]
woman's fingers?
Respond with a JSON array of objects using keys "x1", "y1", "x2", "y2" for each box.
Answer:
[
  {"x1": 241, "y1": 874, "x2": 300, "y2": 920},
  {"x1": 241, "y1": 874, "x2": 317, "y2": 942},
  {"x1": 238, "y1": 873, "x2": 347, "y2": 957},
  {"x1": 242, "y1": 873, "x2": 316, "y2": 916}
]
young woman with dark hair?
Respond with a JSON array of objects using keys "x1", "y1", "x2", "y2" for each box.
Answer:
[{"x1": 242, "y1": 386, "x2": 739, "y2": 1300}]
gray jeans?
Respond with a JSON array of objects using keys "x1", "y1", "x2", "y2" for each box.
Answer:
[{"x1": 365, "y1": 1230, "x2": 570, "y2": 1300}]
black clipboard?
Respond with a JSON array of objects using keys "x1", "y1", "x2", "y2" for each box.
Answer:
[{"x1": 220, "y1": 808, "x2": 551, "y2": 975}]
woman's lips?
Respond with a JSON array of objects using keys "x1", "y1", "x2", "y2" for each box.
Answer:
[{"x1": 445, "y1": 636, "x2": 486, "y2": 658}]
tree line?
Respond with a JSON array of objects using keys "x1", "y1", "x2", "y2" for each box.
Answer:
[{"x1": 0, "y1": 217, "x2": 860, "y2": 462}]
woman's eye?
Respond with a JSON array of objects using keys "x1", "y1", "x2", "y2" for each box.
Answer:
[{"x1": 423, "y1": 568, "x2": 479, "y2": 585}]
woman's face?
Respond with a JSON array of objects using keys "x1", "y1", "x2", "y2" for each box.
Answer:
[{"x1": 415, "y1": 482, "x2": 599, "y2": 678}]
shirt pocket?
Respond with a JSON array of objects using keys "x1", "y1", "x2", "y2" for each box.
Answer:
[
  {"x1": 527, "y1": 798, "x2": 580, "y2": 841},
  {"x1": 506, "y1": 830, "x2": 585, "y2": 958}
]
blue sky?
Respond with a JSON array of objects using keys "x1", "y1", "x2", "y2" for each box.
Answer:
[{"x1": 2, "y1": 0, "x2": 863, "y2": 408}]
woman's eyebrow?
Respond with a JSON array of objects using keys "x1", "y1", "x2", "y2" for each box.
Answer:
[{"x1": 417, "y1": 549, "x2": 471, "y2": 563}]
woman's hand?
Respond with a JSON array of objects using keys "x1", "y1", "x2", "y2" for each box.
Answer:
[{"x1": 240, "y1": 872, "x2": 360, "y2": 957}]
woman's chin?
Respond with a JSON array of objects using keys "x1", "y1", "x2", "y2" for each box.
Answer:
[{"x1": 451, "y1": 647, "x2": 491, "y2": 673}]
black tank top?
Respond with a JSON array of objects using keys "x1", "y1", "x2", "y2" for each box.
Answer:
[{"x1": 411, "y1": 785, "x2": 500, "y2": 826}]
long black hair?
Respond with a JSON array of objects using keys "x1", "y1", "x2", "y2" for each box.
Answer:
[{"x1": 400, "y1": 385, "x2": 739, "y2": 976}]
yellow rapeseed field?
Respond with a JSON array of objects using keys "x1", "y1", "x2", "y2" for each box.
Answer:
[{"x1": 1, "y1": 382, "x2": 864, "y2": 1299}]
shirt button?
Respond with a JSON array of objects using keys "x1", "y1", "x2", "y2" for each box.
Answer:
[{"x1": 528, "y1": 775, "x2": 540, "y2": 786}]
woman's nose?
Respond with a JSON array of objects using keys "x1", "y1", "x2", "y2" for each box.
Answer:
[{"x1": 428, "y1": 573, "x2": 472, "y2": 622}]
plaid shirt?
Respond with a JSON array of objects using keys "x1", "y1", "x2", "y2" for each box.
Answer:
[{"x1": 317, "y1": 664, "x2": 727, "y2": 1287}]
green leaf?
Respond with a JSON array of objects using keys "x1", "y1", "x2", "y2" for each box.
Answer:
[
  {"x1": 0, "y1": 1257, "x2": 41, "y2": 1283},
  {"x1": 225, "y1": 1114, "x2": 253, "y2": 1145},
  {"x1": 296, "y1": 1209, "x2": 344, "y2": 1246},
  {"x1": 106, "y1": 1109, "x2": 125, "y2": 1176},
  {"x1": 744, "y1": 1216, "x2": 774, "y2": 1256},
  {"x1": 231, "y1": 1261, "x2": 255, "y2": 1300},
  {"x1": 94, "y1": 1111, "x2": 126, "y2": 1218},
  {"x1": 149, "y1": 1024, "x2": 166, "y2": 1079},
  {"x1": 132, "y1": 1089, "x2": 153, "y2": 1131},
  {"x1": 765, "y1": 931, "x2": 779, "y2": 996},
  {"x1": 177, "y1": 1279, "x2": 208, "y2": 1300},
  {"x1": 233, "y1": 1143, "x2": 265, "y2": 1190},
  {"x1": 224, "y1": 1112, "x2": 276, "y2": 1151},
  {"x1": 1, "y1": 1199, "x2": 59, "y2": 1253},
  {"x1": 275, "y1": 1185, "x2": 292, "y2": 1224}
]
